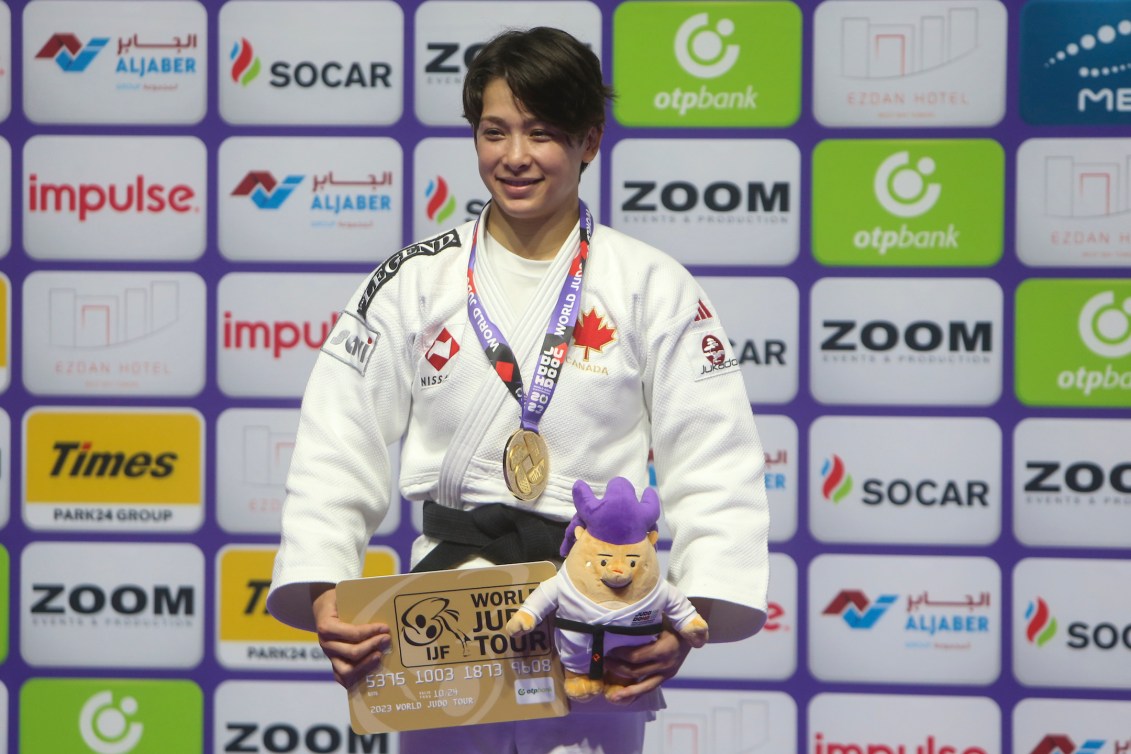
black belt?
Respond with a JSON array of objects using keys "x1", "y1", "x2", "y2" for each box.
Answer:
[
  {"x1": 412, "y1": 500, "x2": 569, "y2": 573},
  {"x1": 553, "y1": 618, "x2": 664, "y2": 679}
]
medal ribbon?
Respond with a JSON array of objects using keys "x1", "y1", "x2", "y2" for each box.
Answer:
[{"x1": 466, "y1": 200, "x2": 593, "y2": 432}]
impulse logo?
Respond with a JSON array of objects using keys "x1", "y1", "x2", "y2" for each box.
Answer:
[
  {"x1": 231, "y1": 171, "x2": 304, "y2": 210},
  {"x1": 813, "y1": 733, "x2": 989, "y2": 754},
  {"x1": 1030, "y1": 736, "x2": 1107, "y2": 754},
  {"x1": 223, "y1": 311, "x2": 338, "y2": 359},
  {"x1": 424, "y1": 175, "x2": 456, "y2": 225},
  {"x1": 27, "y1": 173, "x2": 198, "y2": 222},
  {"x1": 821, "y1": 454, "x2": 853, "y2": 502},
  {"x1": 36, "y1": 34, "x2": 109, "y2": 72},
  {"x1": 823, "y1": 590, "x2": 898, "y2": 628},
  {"x1": 230, "y1": 37, "x2": 261, "y2": 86},
  {"x1": 1025, "y1": 597, "x2": 1059, "y2": 647}
]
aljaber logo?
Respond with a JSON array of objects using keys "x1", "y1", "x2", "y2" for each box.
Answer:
[
  {"x1": 1079, "y1": 291, "x2": 1131, "y2": 358},
  {"x1": 1025, "y1": 597, "x2": 1058, "y2": 647},
  {"x1": 425, "y1": 176, "x2": 456, "y2": 225},
  {"x1": 820, "y1": 454, "x2": 853, "y2": 503},
  {"x1": 674, "y1": 13, "x2": 739, "y2": 79},
  {"x1": 1021, "y1": 3, "x2": 1131, "y2": 124},
  {"x1": 231, "y1": 172, "x2": 304, "y2": 209},
  {"x1": 36, "y1": 33, "x2": 109, "y2": 72},
  {"x1": 230, "y1": 38, "x2": 261, "y2": 86},
  {"x1": 1030, "y1": 735, "x2": 1107, "y2": 754},
  {"x1": 80, "y1": 690, "x2": 144, "y2": 754},
  {"x1": 822, "y1": 590, "x2": 898, "y2": 628},
  {"x1": 874, "y1": 151, "x2": 941, "y2": 218}
]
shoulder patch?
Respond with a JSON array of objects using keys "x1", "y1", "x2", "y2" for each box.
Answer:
[
  {"x1": 322, "y1": 311, "x2": 379, "y2": 375},
  {"x1": 357, "y1": 229, "x2": 461, "y2": 317},
  {"x1": 690, "y1": 329, "x2": 741, "y2": 381}
]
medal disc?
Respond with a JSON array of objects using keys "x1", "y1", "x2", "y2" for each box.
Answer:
[{"x1": 503, "y1": 428, "x2": 550, "y2": 502}]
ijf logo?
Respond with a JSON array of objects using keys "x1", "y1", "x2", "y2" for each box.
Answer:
[
  {"x1": 1015, "y1": 138, "x2": 1131, "y2": 266},
  {"x1": 36, "y1": 33, "x2": 108, "y2": 71},
  {"x1": 812, "y1": 0, "x2": 1007, "y2": 127},
  {"x1": 1016, "y1": 280, "x2": 1131, "y2": 406},
  {"x1": 1021, "y1": 1, "x2": 1131, "y2": 124},
  {"x1": 613, "y1": 1, "x2": 801, "y2": 126},
  {"x1": 812, "y1": 139, "x2": 1003, "y2": 266}
]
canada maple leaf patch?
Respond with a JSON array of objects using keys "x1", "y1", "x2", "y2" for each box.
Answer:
[{"x1": 572, "y1": 307, "x2": 616, "y2": 360}]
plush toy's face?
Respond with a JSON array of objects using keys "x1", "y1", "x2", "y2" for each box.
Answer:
[{"x1": 564, "y1": 527, "x2": 661, "y2": 604}]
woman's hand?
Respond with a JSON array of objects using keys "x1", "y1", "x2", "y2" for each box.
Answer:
[{"x1": 311, "y1": 585, "x2": 392, "y2": 689}]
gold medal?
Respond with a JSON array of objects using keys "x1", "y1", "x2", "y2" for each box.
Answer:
[{"x1": 503, "y1": 428, "x2": 550, "y2": 502}]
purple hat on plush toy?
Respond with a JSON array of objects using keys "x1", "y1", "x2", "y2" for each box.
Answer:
[{"x1": 561, "y1": 477, "x2": 660, "y2": 557}]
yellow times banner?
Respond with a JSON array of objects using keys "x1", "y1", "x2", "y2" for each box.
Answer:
[{"x1": 25, "y1": 408, "x2": 202, "y2": 505}]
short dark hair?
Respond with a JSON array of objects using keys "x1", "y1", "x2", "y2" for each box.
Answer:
[{"x1": 462, "y1": 27, "x2": 614, "y2": 143}]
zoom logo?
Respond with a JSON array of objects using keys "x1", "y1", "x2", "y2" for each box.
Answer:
[
  {"x1": 80, "y1": 691, "x2": 144, "y2": 754},
  {"x1": 874, "y1": 152, "x2": 941, "y2": 218},
  {"x1": 674, "y1": 13, "x2": 739, "y2": 78},
  {"x1": 1079, "y1": 291, "x2": 1131, "y2": 358}
]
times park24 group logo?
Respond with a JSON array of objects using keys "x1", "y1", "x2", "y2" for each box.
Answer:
[{"x1": 24, "y1": 0, "x2": 206, "y2": 124}]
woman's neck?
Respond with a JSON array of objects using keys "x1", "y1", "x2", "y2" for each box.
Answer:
[{"x1": 485, "y1": 201, "x2": 579, "y2": 261}]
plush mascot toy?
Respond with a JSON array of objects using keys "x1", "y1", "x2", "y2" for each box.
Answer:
[{"x1": 505, "y1": 477, "x2": 709, "y2": 702}]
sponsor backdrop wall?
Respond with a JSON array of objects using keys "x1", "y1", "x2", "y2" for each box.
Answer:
[{"x1": 1, "y1": 0, "x2": 1129, "y2": 752}]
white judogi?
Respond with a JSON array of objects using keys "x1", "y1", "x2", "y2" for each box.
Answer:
[{"x1": 266, "y1": 208, "x2": 770, "y2": 644}]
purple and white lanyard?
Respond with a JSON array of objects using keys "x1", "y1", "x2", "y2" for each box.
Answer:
[{"x1": 466, "y1": 200, "x2": 594, "y2": 432}]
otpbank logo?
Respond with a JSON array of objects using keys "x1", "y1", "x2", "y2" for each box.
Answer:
[
  {"x1": 813, "y1": 0, "x2": 1008, "y2": 127},
  {"x1": 1016, "y1": 280, "x2": 1131, "y2": 407},
  {"x1": 1021, "y1": 0, "x2": 1131, "y2": 125},
  {"x1": 613, "y1": 1, "x2": 801, "y2": 126},
  {"x1": 22, "y1": 135, "x2": 206, "y2": 261},
  {"x1": 35, "y1": 33, "x2": 108, "y2": 71},
  {"x1": 21, "y1": 678, "x2": 202, "y2": 753},
  {"x1": 823, "y1": 590, "x2": 898, "y2": 628},
  {"x1": 812, "y1": 139, "x2": 1003, "y2": 266},
  {"x1": 1016, "y1": 139, "x2": 1131, "y2": 267},
  {"x1": 810, "y1": 277, "x2": 1003, "y2": 406},
  {"x1": 218, "y1": 137, "x2": 402, "y2": 262},
  {"x1": 22, "y1": 407, "x2": 204, "y2": 532},
  {"x1": 21, "y1": 271, "x2": 207, "y2": 398},
  {"x1": 23, "y1": 1, "x2": 207, "y2": 124},
  {"x1": 810, "y1": 554, "x2": 1001, "y2": 684},
  {"x1": 216, "y1": 545, "x2": 397, "y2": 670},
  {"x1": 414, "y1": 1, "x2": 602, "y2": 126},
  {"x1": 1016, "y1": 699, "x2": 1131, "y2": 754},
  {"x1": 21, "y1": 541, "x2": 204, "y2": 668},
  {"x1": 219, "y1": 0, "x2": 403, "y2": 125}
]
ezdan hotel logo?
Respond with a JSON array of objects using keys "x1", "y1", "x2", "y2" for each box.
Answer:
[
  {"x1": 613, "y1": 2, "x2": 801, "y2": 126},
  {"x1": 1021, "y1": 1, "x2": 1131, "y2": 124},
  {"x1": 36, "y1": 33, "x2": 108, "y2": 71},
  {"x1": 1016, "y1": 280, "x2": 1131, "y2": 407},
  {"x1": 812, "y1": 139, "x2": 1003, "y2": 266}
]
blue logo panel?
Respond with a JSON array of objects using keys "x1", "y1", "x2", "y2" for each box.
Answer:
[{"x1": 1021, "y1": 1, "x2": 1131, "y2": 124}]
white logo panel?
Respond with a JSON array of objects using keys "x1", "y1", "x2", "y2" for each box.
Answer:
[
  {"x1": 678, "y1": 553, "x2": 797, "y2": 681},
  {"x1": 0, "y1": 139, "x2": 10, "y2": 259},
  {"x1": 1014, "y1": 557, "x2": 1131, "y2": 690},
  {"x1": 22, "y1": 271, "x2": 206, "y2": 396},
  {"x1": 810, "y1": 415, "x2": 1001, "y2": 545},
  {"x1": 697, "y1": 277, "x2": 799, "y2": 404},
  {"x1": 23, "y1": 135, "x2": 206, "y2": 261},
  {"x1": 1014, "y1": 698, "x2": 1131, "y2": 754},
  {"x1": 1014, "y1": 418, "x2": 1131, "y2": 548},
  {"x1": 810, "y1": 277, "x2": 1003, "y2": 405},
  {"x1": 643, "y1": 690, "x2": 796, "y2": 754},
  {"x1": 412, "y1": 136, "x2": 601, "y2": 240},
  {"x1": 813, "y1": 0, "x2": 1007, "y2": 126},
  {"x1": 0, "y1": 409, "x2": 9, "y2": 529},
  {"x1": 219, "y1": 0, "x2": 403, "y2": 125},
  {"x1": 0, "y1": 272, "x2": 9, "y2": 392},
  {"x1": 758, "y1": 414, "x2": 797, "y2": 543},
  {"x1": 214, "y1": 680, "x2": 395, "y2": 754},
  {"x1": 217, "y1": 272, "x2": 362, "y2": 398},
  {"x1": 218, "y1": 137, "x2": 402, "y2": 262},
  {"x1": 216, "y1": 408, "x2": 401, "y2": 536},
  {"x1": 21, "y1": 541, "x2": 204, "y2": 668},
  {"x1": 414, "y1": 1, "x2": 602, "y2": 126},
  {"x1": 1017, "y1": 139, "x2": 1131, "y2": 267},
  {"x1": 0, "y1": 4, "x2": 10, "y2": 122},
  {"x1": 809, "y1": 693, "x2": 1001, "y2": 754},
  {"x1": 22, "y1": 0, "x2": 206, "y2": 124},
  {"x1": 611, "y1": 139, "x2": 800, "y2": 266},
  {"x1": 809, "y1": 554, "x2": 1001, "y2": 685}
]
